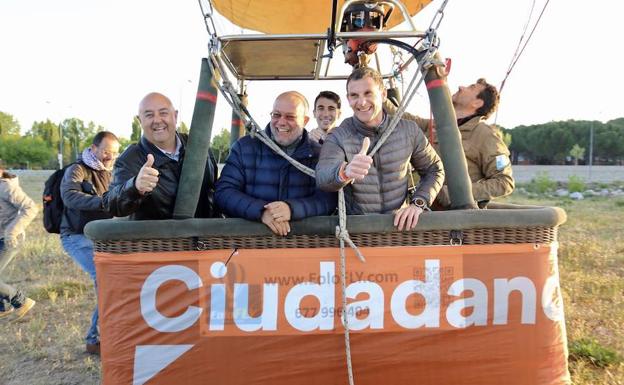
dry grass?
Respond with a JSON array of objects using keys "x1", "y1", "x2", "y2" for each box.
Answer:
[{"x1": 0, "y1": 172, "x2": 622, "y2": 384}]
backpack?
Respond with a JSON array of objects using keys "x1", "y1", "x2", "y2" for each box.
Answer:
[{"x1": 42, "y1": 162, "x2": 84, "y2": 234}]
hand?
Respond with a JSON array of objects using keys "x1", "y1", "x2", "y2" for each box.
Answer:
[
  {"x1": 135, "y1": 154, "x2": 159, "y2": 195},
  {"x1": 309, "y1": 128, "x2": 326, "y2": 143},
  {"x1": 394, "y1": 204, "x2": 423, "y2": 231},
  {"x1": 261, "y1": 208, "x2": 290, "y2": 236},
  {"x1": 264, "y1": 201, "x2": 291, "y2": 223},
  {"x1": 345, "y1": 137, "x2": 373, "y2": 182}
]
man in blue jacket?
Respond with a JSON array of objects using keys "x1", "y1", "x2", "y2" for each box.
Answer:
[{"x1": 215, "y1": 91, "x2": 337, "y2": 235}]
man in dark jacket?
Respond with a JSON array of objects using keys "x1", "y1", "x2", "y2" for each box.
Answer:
[
  {"x1": 316, "y1": 67, "x2": 444, "y2": 231},
  {"x1": 215, "y1": 91, "x2": 337, "y2": 236},
  {"x1": 105, "y1": 92, "x2": 218, "y2": 220},
  {"x1": 60, "y1": 131, "x2": 120, "y2": 354}
]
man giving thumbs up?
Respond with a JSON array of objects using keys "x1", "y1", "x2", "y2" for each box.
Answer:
[
  {"x1": 105, "y1": 92, "x2": 219, "y2": 220},
  {"x1": 316, "y1": 67, "x2": 444, "y2": 231}
]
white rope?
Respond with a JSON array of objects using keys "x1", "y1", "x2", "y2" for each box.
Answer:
[
  {"x1": 200, "y1": 4, "x2": 449, "y2": 383},
  {"x1": 337, "y1": 189, "x2": 357, "y2": 385}
]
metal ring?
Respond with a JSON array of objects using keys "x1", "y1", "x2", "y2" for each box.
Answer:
[{"x1": 449, "y1": 237, "x2": 463, "y2": 246}]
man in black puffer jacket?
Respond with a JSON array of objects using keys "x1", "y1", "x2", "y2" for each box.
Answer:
[{"x1": 105, "y1": 92, "x2": 218, "y2": 220}]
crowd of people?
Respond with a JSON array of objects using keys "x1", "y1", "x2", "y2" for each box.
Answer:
[{"x1": 0, "y1": 67, "x2": 514, "y2": 355}]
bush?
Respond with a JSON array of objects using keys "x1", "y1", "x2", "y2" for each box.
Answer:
[
  {"x1": 569, "y1": 338, "x2": 621, "y2": 367},
  {"x1": 527, "y1": 171, "x2": 556, "y2": 194},
  {"x1": 568, "y1": 175, "x2": 586, "y2": 193}
]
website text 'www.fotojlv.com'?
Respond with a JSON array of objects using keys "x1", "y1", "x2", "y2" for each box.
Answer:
[{"x1": 263, "y1": 270, "x2": 399, "y2": 286}]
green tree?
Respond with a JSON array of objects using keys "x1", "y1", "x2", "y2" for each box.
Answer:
[
  {"x1": 178, "y1": 121, "x2": 189, "y2": 135},
  {"x1": 0, "y1": 136, "x2": 55, "y2": 169},
  {"x1": 131, "y1": 116, "x2": 142, "y2": 142},
  {"x1": 507, "y1": 119, "x2": 624, "y2": 164},
  {"x1": 27, "y1": 119, "x2": 60, "y2": 149},
  {"x1": 0, "y1": 111, "x2": 21, "y2": 137},
  {"x1": 569, "y1": 144, "x2": 585, "y2": 165},
  {"x1": 210, "y1": 130, "x2": 231, "y2": 163},
  {"x1": 502, "y1": 132, "x2": 512, "y2": 147},
  {"x1": 118, "y1": 137, "x2": 134, "y2": 153},
  {"x1": 61, "y1": 118, "x2": 99, "y2": 161}
]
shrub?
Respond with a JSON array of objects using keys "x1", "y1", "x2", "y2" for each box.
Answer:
[
  {"x1": 527, "y1": 171, "x2": 556, "y2": 194},
  {"x1": 569, "y1": 338, "x2": 621, "y2": 367},
  {"x1": 568, "y1": 175, "x2": 586, "y2": 193}
]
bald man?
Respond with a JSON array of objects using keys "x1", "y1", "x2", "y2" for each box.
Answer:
[
  {"x1": 215, "y1": 91, "x2": 337, "y2": 235},
  {"x1": 105, "y1": 92, "x2": 219, "y2": 219}
]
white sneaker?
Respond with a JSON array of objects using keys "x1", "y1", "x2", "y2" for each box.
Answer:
[{"x1": 13, "y1": 298, "x2": 35, "y2": 321}]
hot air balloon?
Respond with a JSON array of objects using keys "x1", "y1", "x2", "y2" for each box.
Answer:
[{"x1": 86, "y1": 1, "x2": 570, "y2": 384}]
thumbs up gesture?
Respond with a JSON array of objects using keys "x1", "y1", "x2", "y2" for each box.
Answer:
[
  {"x1": 135, "y1": 154, "x2": 160, "y2": 195},
  {"x1": 345, "y1": 137, "x2": 373, "y2": 182}
]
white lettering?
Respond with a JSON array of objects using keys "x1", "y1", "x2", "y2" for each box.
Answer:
[
  {"x1": 542, "y1": 275, "x2": 564, "y2": 321},
  {"x1": 140, "y1": 265, "x2": 202, "y2": 333},
  {"x1": 446, "y1": 278, "x2": 488, "y2": 328},
  {"x1": 493, "y1": 277, "x2": 536, "y2": 325},
  {"x1": 284, "y1": 262, "x2": 335, "y2": 331},
  {"x1": 233, "y1": 284, "x2": 279, "y2": 331},
  {"x1": 344, "y1": 281, "x2": 384, "y2": 330},
  {"x1": 390, "y1": 259, "x2": 440, "y2": 328}
]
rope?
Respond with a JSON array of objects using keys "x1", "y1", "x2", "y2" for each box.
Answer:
[
  {"x1": 200, "y1": 4, "x2": 449, "y2": 384},
  {"x1": 336, "y1": 189, "x2": 360, "y2": 385},
  {"x1": 496, "y1": 0, "x2": 551, "y2": 123}
]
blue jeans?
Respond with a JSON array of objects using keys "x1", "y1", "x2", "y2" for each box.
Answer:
[{"x1": 61, "y1": 234, "x2": 99, "y2": 344}]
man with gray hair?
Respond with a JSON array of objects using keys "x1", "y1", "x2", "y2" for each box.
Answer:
[{"x1": 216, "y1": 91, "x2": 337, "y2": 235}]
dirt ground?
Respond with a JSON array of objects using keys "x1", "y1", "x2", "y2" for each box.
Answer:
[{"x1": 1, "y1": 170, "x2": 622, "y2": 384}]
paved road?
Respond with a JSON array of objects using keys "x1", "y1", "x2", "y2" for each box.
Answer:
[{"x1": 511, "y1": 165, "x2": 624, "y2": 183}]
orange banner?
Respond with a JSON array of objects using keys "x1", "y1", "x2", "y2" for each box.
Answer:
[{"x1": 95, "y1": 243, "x2": 570, "y2": 385}]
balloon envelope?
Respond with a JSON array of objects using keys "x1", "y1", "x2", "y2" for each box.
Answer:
[{"x1": 211, "y1": 0, "x2": 433, "y2": 34}]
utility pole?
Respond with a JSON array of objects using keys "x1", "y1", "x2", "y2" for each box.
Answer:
[
  {"x1": 58, "y1": 121, "x2": 63, "y2": 169},
  {"x1": 588, "y1": 120, "x2": 594, "y2": 182}
]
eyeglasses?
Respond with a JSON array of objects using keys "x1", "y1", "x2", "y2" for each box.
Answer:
[{"x1": 270, "y1": 112, "x2": 297, "y2": 122}]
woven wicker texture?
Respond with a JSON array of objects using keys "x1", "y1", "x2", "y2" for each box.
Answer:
[{"x1": 94, "y1": 226, "x2": 557, "y2": 253}]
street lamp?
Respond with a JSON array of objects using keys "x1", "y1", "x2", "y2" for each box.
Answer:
[
  {"x1": 58, "y1": 120, "x2": 64, "y2": 169},
  {"x1": 46, "y1": 100, "x2": 65, "y2": 170}
]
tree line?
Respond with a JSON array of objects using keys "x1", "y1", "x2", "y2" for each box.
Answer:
[
  {"x1": 2, "y1": 110, "x2": 623, "y2": 168},
  {"x1": 0, "y1": 111, "x2": 225, "y2": 169},
  {"x1": 502, "y1": 118, "x2": 624, "y2": 165}
]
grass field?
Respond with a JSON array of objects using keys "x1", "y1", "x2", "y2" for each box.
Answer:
[{"x1": 0, "y1": 173, "x2": 622, "y2": 385}]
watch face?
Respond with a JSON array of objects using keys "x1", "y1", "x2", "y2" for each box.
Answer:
[{"x1": 413, "y1": 197, "x2": 426, "y2": 208}]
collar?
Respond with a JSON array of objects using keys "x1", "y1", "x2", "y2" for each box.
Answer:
[
  {"x1": 154, "y1": 134, "x2": 183, "y2": 161},
  {"x1": 351, "y1": 111, "x2": 388, "y2": 137},
  {"x1": 458, "y1": 115, "x2": 484, "y2": 131},
  {"x1": 264, "y1": 124, "x2": 314, "y2": 158},
  {"x1": 140, "y1": 134, "x2": 186, "y2": 165}
]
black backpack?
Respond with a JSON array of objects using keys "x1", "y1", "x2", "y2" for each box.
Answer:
[{"x1": 42, "y1": 162, "x2": 82, "y2": 234}]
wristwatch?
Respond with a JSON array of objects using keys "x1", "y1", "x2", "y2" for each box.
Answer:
[{"x1": 411, "y1": 196, "x2": 430, "y2": 211}]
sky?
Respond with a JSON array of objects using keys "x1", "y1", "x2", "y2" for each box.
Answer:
[{"x1": 1, "y1": 0, "x2": 622, "y2": 140}]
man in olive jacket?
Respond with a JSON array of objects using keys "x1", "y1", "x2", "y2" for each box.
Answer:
[
  {"x1": 316, "y1": 67, "x2": 444, "y2": 231},
  {"x1": 385, "y1": 78, "x2": 514, "y2": 209},
  {"x1": 105, "y1": 92, "x2": 218, "y2": 220}
]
